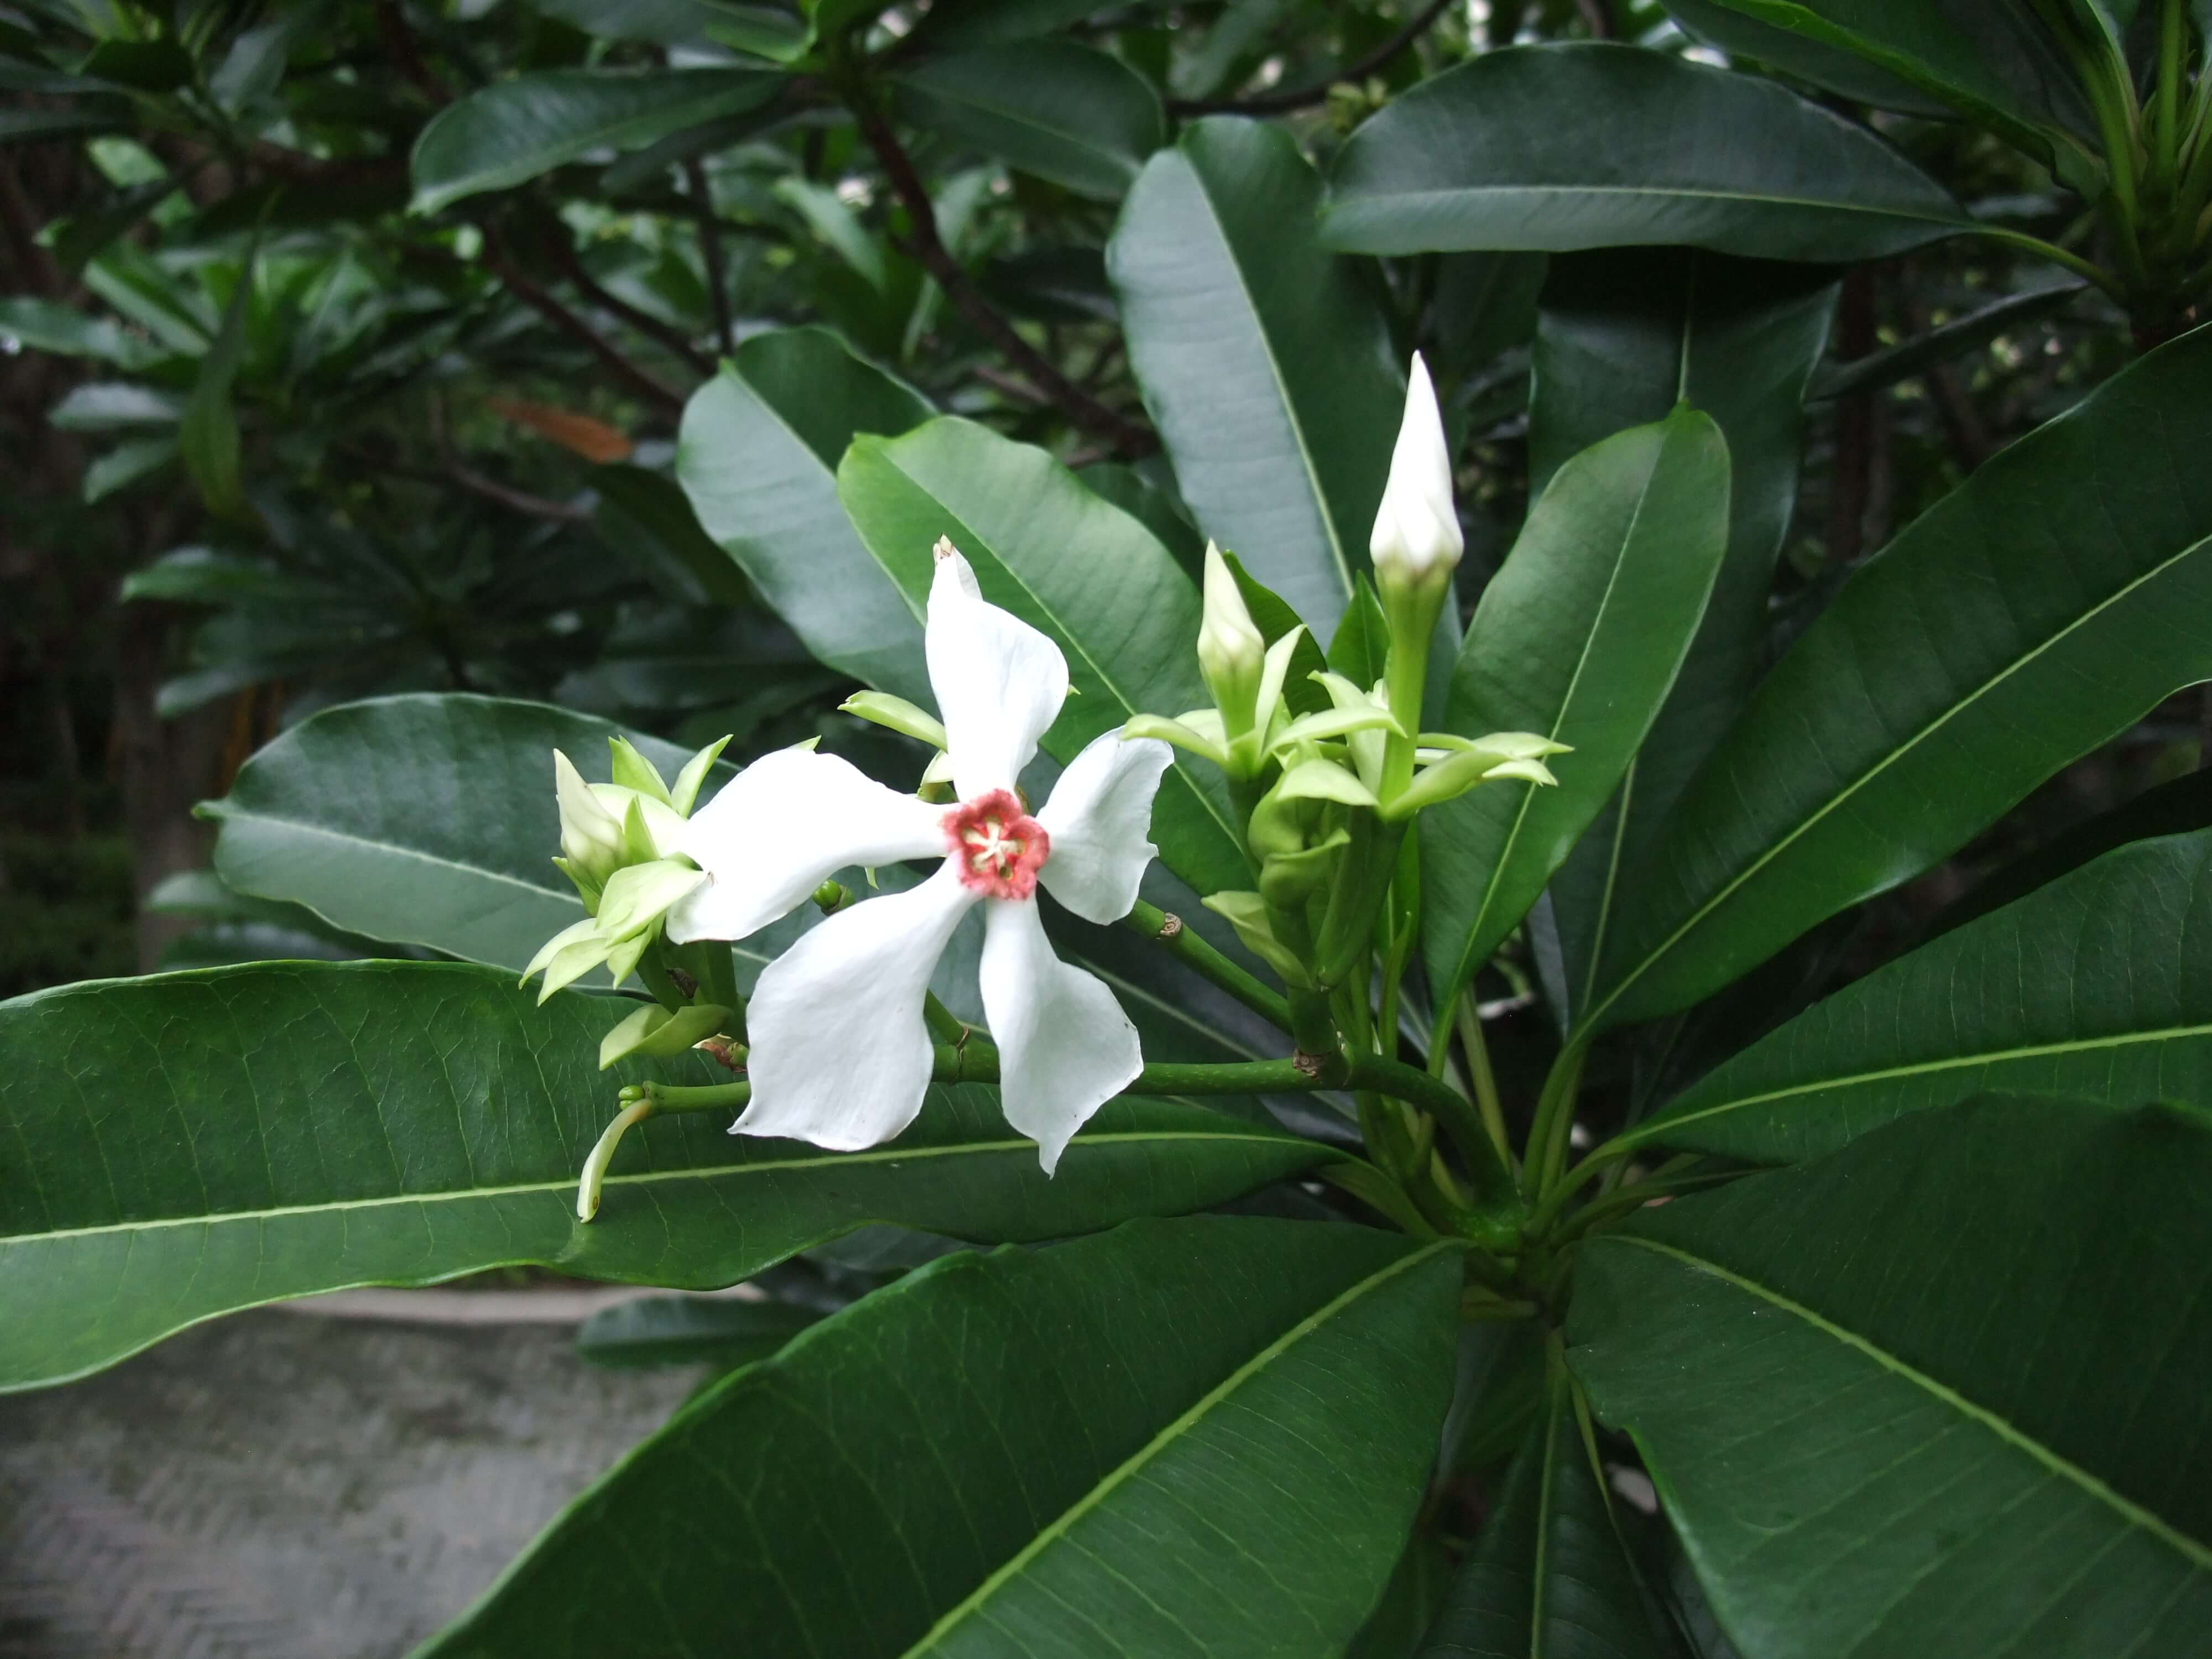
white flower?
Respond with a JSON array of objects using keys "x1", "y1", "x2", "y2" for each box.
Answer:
[
  {"x1": 667, "y1": 542, "x2": 1174, "y2": 1172},
  {"x1": 1369, "y1": 351, "x2": 1463, "y2": 594}
]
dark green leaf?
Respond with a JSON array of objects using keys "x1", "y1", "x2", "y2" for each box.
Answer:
[
  {"x1": 1657, "y1": 0, "x2": 2098, "y2": 166},
  {"x1": 1109, "y1": 116, "x2": 1404, "y2": 635},
  {"x1": 1583, "y1": 324, "x2": 2212, "y2": 1031},
  {"x1": 676, "y1": 327, "x2": 936, "y2": 703},
  {"x1": 894, "y1": 40, "x2": 1163, "y2": 200},
  {"x1": 1422, "y1": 408, "x2": 1731, "y2": 1016},
  {"x1": 0, "y1": 102, "x2": 128, "y2": 144},
  {"x1": 122, "y1": 546, "x2": 345, "y2": 608},
  {"x1": 81, "y1": 434, "x2": 177, "y2": 502},
  {"x1": 178, "y1": 254, "x2": 255, "y2": 526},
  {"x1": 1569, "y1": 1097, "x2": 2212, "y2": 1658},
  {"x1": 48, "y1": 380, "x2": 184, "y2": 430},
  {"x1": 409, "y1": 69, "x2": 786, "y2": 214},
  {"x1": 1321, "y1": 45, "x2": 1968, "y2": 263},
  {"x1": 530, "y1": 0, "x2": 729, "y2": 44},
  {"x1": 201, "y1": 693, "x2": 732, "y2": 973},
  {"x1": 837, "y1": 415, "x2": 1248, "y2": 896},
  {"x1": 573, "y1": 1293, "x2": 825, "y2": 1368},
  {"x1": 1629, "y1": 826, "x2": 2212, "y2": 1163},
  {"x1": 422, "y1": 1215, "x2": 1460, "y2": 1658},
  {"x1": 1077, "y1": 460, "x2": 1203, "y2": 575},
  {"x1": 590, "y1": 462, "x2": 756, "y2": 608},
  {"x1": 0, "y1": 963, "x2": 1335, "y2": 1392},
  {"x1": 1419, "y1": 1363, "x2": 1679, "y2": 1658},
  {"x1": 1528, "y1": 252, "x2": 1839, "y2": 1026},
  {"x1": 0, "y1": 295, "x2": 167, "y2": 368}
]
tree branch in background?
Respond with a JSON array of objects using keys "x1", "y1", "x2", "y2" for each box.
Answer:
[
  {"x1": 1167, "y1": 0, "x2": 1457, "y2": 116},
  {"x1": 480, "y1": 235, "x2": 686, "y2": 415},
  {"x1": 1575, "y1": 0, "x2": 1619, "y2": 39},
  {"x1": 533, "y1": 221, "x2": 716, "y2": 379},
  {"x1": 373, "y1": 0, "x2": 452, "y2": 106},
  {"x1": 1826, "y1": 265, "x2": 1877, "y2": 567},
  {"x1": 684, "y1": 158, "x2": 736, "y2": 357},
  {"x1": 851, "y1": 98, "x2": 1159, "y2": 458}
]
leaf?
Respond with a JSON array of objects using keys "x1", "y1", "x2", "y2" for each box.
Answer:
[
  {"x1": 573, "y1": 1294, "x2": 824, "y2": 1368},
  {"x1": 1418, "y1": 1361, "x2": 1680, "y2": 1658},
  {"x1": 1568, "y1": 1097, "x2": 2212, "y2": 1659},
  {"x1": 179, "y1": 251, "x2": 255, "y2": 526},
  {"x1": 1421, "y1": 408, "x2": 1731, "y2": 1016},
  {"x1": 81, "y1": 434, "x2": 176, "y2": 502},
  {"x1": 122, "y1": 546, "x2": 345, "y2": 607},
  {"x1": 837, "y1": 415, "x2": 1249, "y2": 896},
  {"x1": 201, "y1": 693, "x2": 733, "y2": 973},
  {"x1": 1657, "y1": 0, "x2": 2099, "y2": 168},
  {"x1": 1808, "y1": 280, "x2": 2085, "y2": 401},
  {"x1": 1626, "y1": 827, "x2": 2212, "y2": 1164},
  {"x1": 894, "y1": 40, "x2": 1164, "y2": 201},
  {"x1": 47, "y1": 380, "x2": 184, "y2": 430},
  {"x1": 1109, "y1": 116, "x2": 1404, "y2": 636},
  {"x1": 0, "y1": 295, "x2": 166, "y2": 368},
  {"x1": 0, "y1": 962, "x2": 1337, "y2": 1392},
  {"x1": 1581, "y1": 323, "x2": 2212, "y2": 1032},
  {"x1": 1526, "y1": 252, "x2": 1839, "y2": 1026},
  {"x1": 1320, "y1": 44, "x2": 1969, "y2": 264},
  {"x1": 590, "y1": 462, "x2": 757, "y2": 608},
  {"x1": 421, "y1": 1215, "x2": 1461, "y2": 1657},
  {"x1": 676, "y1": 327, "x2": 936, "y2": 703},
  {"x1": 409, "y1": 68, "x2": 786, "y2": 215}
]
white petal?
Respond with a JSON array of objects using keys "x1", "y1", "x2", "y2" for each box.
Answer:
[
  {"x1": 666, "y1": 747, "x2": 946, "y2": 943},
  {"x1": 979, "y1": 899, "x2": 1141, "y2": 1173},
  {"x1": 1035, "y1": 732, "x2": 1171, "y2": 924},
  {"x1": 1369, "y1": 352, "x2": 1463, "y2": 581},
  {"x1": 927, "y1": 546, "x2": 1068, "y2": 799},
  {"x1": 735, "y1": 864, "x2": 977, "y2": 1151}
]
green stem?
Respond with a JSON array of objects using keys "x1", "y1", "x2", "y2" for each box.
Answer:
[
  {"x1": 1124, "y1": 898, "x2": 1292, "y2": 1030},
  {"x1": 1524, "y1": 1035, "x2": 1590, "y2": 1200},
  {"x1": 922, "y1": 993, "x2": 968, "y2": 1047},
  {"x1": 2157, "y1": 0, "x2": 2188, "y2": 185},
  {"x1": 1969, "y1": 225, "x2": 2126, "y2": 298},
  {"x1": 1455, "y1": 993, "x2": 1514, "y2": 1175}
]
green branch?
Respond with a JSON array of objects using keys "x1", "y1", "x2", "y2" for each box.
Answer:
[{"x1": 1123, "y1": 899, "x2": 1292, "y2": 1031}]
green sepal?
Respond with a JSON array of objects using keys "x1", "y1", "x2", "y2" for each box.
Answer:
[
  {"x1": 598, "y1": 1001, "x2": 737, "y2": 1070},
  {"x1": 608, "y1": 737, "x2": 674, "y2": 806},
  {"x1": 1384, "y1": 745, "x2": 1559, "y2": 822},
  {"x1": 841, "y1": 692, "x2": 949, "y2": 751},
  {"x1": 619, "y1": 795, "x2": 661, "y2": 865},
  {"x1": 670, "y1": 735, "x2": 732, "y2": 816},
  {"x1": 1202, "y1": 890, "x2": 1312, "y2": 986},
  {"x1": 1124, "y1": 712, "x2": 1229, "y2": 767},
  {"x1": 1276, "y1": 757, "x2": 1380, "y2": 808},
  {"x1": 597, "y1": 858, "x2": 707, "y2": 940},
  {"x1": 1261, "y1": 828, "x2": 1352, "y2": 907},
  {"x1": 1269, "y1": 703, "x2": 1406, "y2": 753}
]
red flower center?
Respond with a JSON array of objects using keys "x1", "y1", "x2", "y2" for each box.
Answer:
[{"x1": 943, "y1": 789, "x2": 1050, "y2": 900}]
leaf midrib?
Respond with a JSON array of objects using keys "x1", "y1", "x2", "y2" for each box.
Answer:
[
  {"x1": 1637, "y1": 1022, "x2": 2212, "y2": 1145},
  {"x1": 900, "y1": 1238, "x2": 1459, "y2": 1655},
  {"x1": 1328, "y1": 182, "x2": 1966, "y2": 227},
  {"x1": 4, "y1": 1129, "x2": 1310, "y2": 1244},
  {"x1": 1584, "y1": 528, "x2": 2212, "y2": 1030},
  {"x1": 1611, "y1": 1234, "x2": 2212, "y2": 1572}
]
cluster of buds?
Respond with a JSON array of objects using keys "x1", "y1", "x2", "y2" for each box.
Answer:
[
  {"x1": 1126, "y1": 353, "x2": 1566, "y2": 992},
  {"x1": 524, "y1": 734, "x2": 728, "y2": 1011}
]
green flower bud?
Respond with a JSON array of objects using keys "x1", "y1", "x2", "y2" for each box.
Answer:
[{"x1": 1197, "y1": 542, "x2": 1267, "y2": 738}]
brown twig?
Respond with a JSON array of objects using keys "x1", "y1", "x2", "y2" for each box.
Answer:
[
  {"x1": 481, "y1": 235, "x2": 685, "y2": 414},
  {"x1": 373, "y1": 0, "x2": 451, "y2": 105},
  {"x1": 1826, "y1": 266, "x2": 1877, "y2": 567},
  {"x1": 534, "y1": 220, "x2": 716, "y2": 378},
  {"x1": 1575, "y1": 0, "x2": 1618, "y2": 38},
  {"x1": 439, "y1": 463, "x2": 596, "y2": 521},
  {"x1": 684, "y1": 157, "x2": 735, "y2": 356},
  {"x1": 851, "y1": 98, "x2": 1157, "y2": 458},
  {"x1": 1167, "y1": 0, "x2": 1456, "y2": 116}
]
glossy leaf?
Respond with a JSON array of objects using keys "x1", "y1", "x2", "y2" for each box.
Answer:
[
  {"x1": 837, "y1": 415, "x2": 1248, "y2": 896},
  {"x1": 1583, "y1": 323, "x2": 2212, "y2": 1031},
  {"x1": 410, "y1": 69, "x2": 786, "y2": 215},
  {"x1": 589, "y1": 461, "x2": 757, "y2": 608},
  {"x1": 0, "y1": 294, "x2": 168, "y2": 368},
  {"x1": 0, "y1": 963, "x2": 1335, "y2": 1392},
  {"x1": 1421, "y1": 408, "x2": 1731, "y2": 1015},
  {"x1": 1528, "y1": 252, "x2": 1839, "y2": 1024},
  {"x1": 423, "y1": 1216, "x2": 1461, "y2": 1658},
  {"x1": 202, "y1": 693, "x2": 734, "y2": 974},
  {"x1": 894, "y1": 40, "x2": 1163, "y2": 200},
  {"x1": 1628, "y1": 827, "x2": 2212, "y2": 1164},
  {"x1": 1569, "y1": 1097, "x2": 2212, "y2": 1658},
  {"x1": 573, "y1": 1295, "x2": 825, "y2": 1368},
  {"x1": 1658, "y1": 0, "x2": 2098, "y2": 165},
  {"x1": 1109, "y1": 116, "x2": 1404, "y2": 635},
  {"x1": 1419, "y1": 1363, "x2": 1679, "y2": 1658},
  {"x1": 677, "y1": 327, "x2": 936, "y2": 703},
  {"x1": 1321, "y1": 45, "x2": 1969, "y2": 263}
]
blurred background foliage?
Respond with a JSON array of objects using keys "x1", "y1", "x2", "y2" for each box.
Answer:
[{"x1": 0, "y1": 0, "x2": 2177, "y2": 1013}]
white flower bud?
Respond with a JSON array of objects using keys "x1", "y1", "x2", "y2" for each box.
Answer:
[
  {"x1": 554, "y1": 750, "x2": 627, "y2": 886},
  {"x1": 1197, "y1": 541, "x2": 1267, "y2": 735},
  {"x1": 1369, "y1": 352, "x2": 1462, "y2": 597}
]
